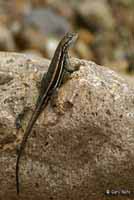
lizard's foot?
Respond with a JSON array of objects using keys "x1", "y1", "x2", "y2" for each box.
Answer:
[
  {"x1": 15, "y1": 113, "x2": 24, "y2": 129},
  {"x1": 15, "y1": 107, "x2": 29, "y2": 130},
  {"x1": 50, "y1": 88, "x2": 59, "y2": 107}
]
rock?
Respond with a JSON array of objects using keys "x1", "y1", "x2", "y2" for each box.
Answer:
[
  {"x1": 0, "y1": 25, "x2": 16, "y2": 51},
  {"x1": 19, "y1": 27, "x2": 48, "y2": 54},
  {"x1": 0, "y1": 52, "x2": 134, "y2": 200},
  {"x1": 24, "y1": 8, "x2": 71, "y2": 36},
  {"x1": 79, "y1": 29, "x2": 95, "y2": 45},
  {"x1": 45, "y1": 37, "x2": 59, "y2": 58},
  {"x1": 16, "y1": 7, "x2": 72, "y2": 56},
  {"x1": 75, "y1": 29, "x2": 95, "y2": 60},
  {"x1": 75, "y1": 39, "x2": 94, "y2": 60},
  {"x1": 23, "y1": 49, "x2": 43, "y2": 59},
  {"x1": 76, "y1": 0, "x2": 115, "y2": 32}
]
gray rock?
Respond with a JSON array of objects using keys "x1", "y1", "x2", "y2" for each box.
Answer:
[
  {"x1": 25, "y1": 8, "x2": 71, "y2": 36},
  {"x1": 0, "y1": 52, "x2": 134, "y2": 200}
]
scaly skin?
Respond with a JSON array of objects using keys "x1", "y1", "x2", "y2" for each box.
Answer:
[{"x1": 16, "y1": 32, "x2": 78, "y2": 194}]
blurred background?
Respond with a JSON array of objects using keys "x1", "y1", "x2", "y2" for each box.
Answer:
[{"x1": 0, "y1": 0, "x2": 134, "y2": 76}]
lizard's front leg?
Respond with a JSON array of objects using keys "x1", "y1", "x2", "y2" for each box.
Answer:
[{"x1": 64, "y1": 53, "x2": 80, "y2": 73}]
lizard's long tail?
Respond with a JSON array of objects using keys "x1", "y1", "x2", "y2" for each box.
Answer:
[{"x1": 16, "y1": 96, "x2": 49, "y2": 194}]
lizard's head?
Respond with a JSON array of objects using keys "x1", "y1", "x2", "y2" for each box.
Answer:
[{"x1": 62, "y1": 32, "x2": 78, "y2": 50}]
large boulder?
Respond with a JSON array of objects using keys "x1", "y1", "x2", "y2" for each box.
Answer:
[{"x1": 0, "y1": 52, "x2": 133, "y2": 200}]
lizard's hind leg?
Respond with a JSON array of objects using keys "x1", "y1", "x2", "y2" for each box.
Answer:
[{"x1": 15, "y1": 107, "x2": 29, "y2": 130}]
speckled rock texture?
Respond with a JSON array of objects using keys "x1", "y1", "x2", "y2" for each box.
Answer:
[{"x1": 0, "y1": 52, "x2": 134, "y2": 200}]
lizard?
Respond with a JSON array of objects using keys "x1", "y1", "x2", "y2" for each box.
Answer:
[{"x1": 16, "y1": 32, "x2": 78, "y2": 194}]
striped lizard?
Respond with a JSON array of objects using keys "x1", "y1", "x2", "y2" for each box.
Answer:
[{"x1": 16, "y1": 32, "x2": 78, "y2": 194}]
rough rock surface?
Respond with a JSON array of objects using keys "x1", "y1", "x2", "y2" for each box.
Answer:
[{"x1": 0, "y1": 52, "x2": 134, "y2": 200}]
